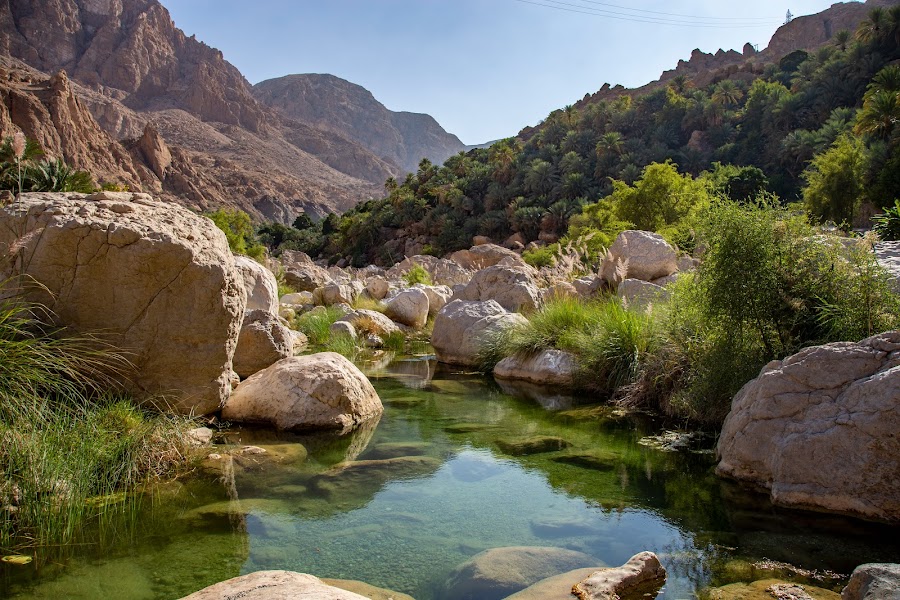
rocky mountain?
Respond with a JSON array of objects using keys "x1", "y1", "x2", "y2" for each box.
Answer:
[
  {"x1": 521, "y1": 0, "x2": 896, "y2": 139},
  {"x1": 0, "y1": 0, "x2": 465, "y2": 223},
  {"x1": 253, "y1": 74, "x2": 467, "y2": 174}
]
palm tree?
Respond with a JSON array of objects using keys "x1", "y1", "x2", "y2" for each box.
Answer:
[
  {"x1": 711, "y1": 80, "x2": 744, "y2": 107},
  {"x1": 596, "y1": 132, "x2": 624, "y2": 157},
  {"x1": 668, "y1": 75, "x2": 691, "y2": 95},
  {"x1": 855, "y1": 90, "x2": 900, "y2": 138},
  {"x1": 833, "y1": 30, "x2": 851, "y2": 51},
  {"x1": 856, "y1": 7, "x2": 887, "y2": 43}
]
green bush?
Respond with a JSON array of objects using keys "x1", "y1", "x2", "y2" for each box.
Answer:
[
  {"x1": 294, "y1": 306, "x2": 345, "y2": 346},
  {"x1": 206, "y1": 209, "x2": 267, "y2": 261},
  {"x1": 873, "y1": 200, "x2": 900, "y2": 240},
  {"x1": 522, "y1": 244, "x2": 558, "y2": 268},
  {"x1": 403, "y1": 265, "x2": 432, "y2": 286}
]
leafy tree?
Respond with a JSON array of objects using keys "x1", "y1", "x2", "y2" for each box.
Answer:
[
  {"x1": 206, "y1": 208, "x2": 266, "y2": 260},
  {"x1": 802, "y1": 134, "x2": 868, "y2": 226},
  {"x1": 612, "y1": 161, "x2": 710, "y2": 231}
]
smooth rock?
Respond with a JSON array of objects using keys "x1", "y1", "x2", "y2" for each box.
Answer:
[
  {"x1": 493, "y1": 349, "x2": 577, "y2": 387},
  {"x1": 0, "y1": 193, "x2": 245, "y2": 414},
  {"x1": 572, "y1": 551, "x2": 667, "y2": 600},
  {"x1": 337, "y1": 309, "x2": 400, "y2": 337},
  {"x1": 413, "y1": 283, "x2": 454, "y2": 317},
  {"x1": 451, "y1": 244, "x2": 525, "y2": 271},
  {"x1": 441, "y1": 546, "x2": 601, "y2": 600},
  {"x1": 364, "y1": 277, "x2": 390, "y2": 300},
  {"x1": 617, "y1": 278, "x2": 669, "y2": 309},
  {"x1": 385, "y1": 288, "x2": 430, "y2": 329},
  {"x1": 717, "y1": 331, "x2": 900, "y2": 522},
  {"x1": 316, "y1": 283, "x2": 360, "y2": 306},
  {"x1": 495, "y1": 436, "x2": 571, "y2": 456},
  {"x1": 504, "y1": 568, "x2": 604, "y2": 600},
  {"x1": 842, "y1": 563, "x2": 900, "y2": 600},
  {"x1": 330, "y1": 320, "x2": 357, "y2": 340},
  {"x1": 322, "y1": 578, "x2": 416, "y2": 600},
  {"x1": 178, "y1": 571, "x2": 370, "y2": 600},
  {"x1": 708, "y1": 579, "x2": 840, "y2": 600},
  {"x1": 432, "y1": 300, "x2": 529, "y2": 367},
  {"x1": 223, "y1": 353, "x2": 383, "y2": 432},
  {"x1": 234, "y1": 256, "x2": 279, "y2": 315},
  {"x1": 457, "y1": 265, "x2": 542, "y2": 313},
  {"x1": 281, "y1": 291, "x2": 314, "y2": 305},
  {"x1": 185, "y1": 427, "x2": 214, "y2": 447},
  {"x1": 609, "y1": 230, "x2": 677, "y2": 281},
  {"x1": 233, "y1": 309, "x2": 294, "y2": 378}
]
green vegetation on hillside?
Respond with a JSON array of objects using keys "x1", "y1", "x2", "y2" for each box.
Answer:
[{"x1": 274, "y1": 9, "x2": 900, "y2": 265}]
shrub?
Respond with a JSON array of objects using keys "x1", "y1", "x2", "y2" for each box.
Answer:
[
  {"x1": 294, "y1": 306, "x2": 345, "y2": 346},
  {"x1": 403, "y1": 265, "x2": 432, "y2": 286},
  {"x1": 206, "y1": 209, "x2": 266, "y2": 260},
  {"x1": 522, "y1": 244, "x2": 558, "y2": 268},
  {"x1": 873, "y1": 200, "x2": 900, "y2": 240}
]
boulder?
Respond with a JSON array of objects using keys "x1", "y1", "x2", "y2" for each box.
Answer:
[
  {"x1": 315, "y1": 283, "x2": 359, "y2": 306},
  {"x1": 504, "y1": 568, "x2": 602, "y2": 600},
  {"x1": 283, "y1": 265, "x2": 332, "y2": 293},
  {"x1": 572, "y1": 552, "x2": 667, "y2": 600},
  {"x1": 493, "y1": 349, "x2": 577, "y2": 388},
  {"x1": 222, "y1": 353, "x2": 383, "y2": 433},
  {"x1": 432, "y1": 300, "x2": 528, "y2": 367},
  {"x1": 329, "y1": 320, "x2": 357, "y2": 340},
  {"x1": 232, "y1": 310, "x2": 294, "y2": 379},
  {"x1": 451, "y1": 243, "x2": 524, "y2": 271},
  {"x1": 609, "y1": 230, "x2": 677, "y2": 281},
  {"x1": 321, "y1": 579, "x2": 415, "y2": 600},
  {"x1": 717, "y1": 331, "x2": 900, "y2": 522},
  {"x1": 843, "y1": 563, "x2": 900, "y2": 600},
  {"x1": 281, "y1": 291, "x2": 314, "y2": 306},
  {"x1": 617, "y1": 279, "x2": 669, "y2": 309},
  {"x1": 233, "y1": 255, "x2": 279, "y2": 315},
  {"x1": 457, "y1": 265, "x2": 542, "y2": 313},
  {"x1": 544, "y1": 282, "x2": 578, "y2": 300},
  {"x1": 385, "y1": 288, "x2": 430, "y2": 329},
  {"x1": 473, "y1": 235, "x2": 493, "y2": 246},
  {"x1": 440, "y1": 546, "x2": 601, "y2": 600},
  {"x1": 414, "y1": 283, "x2": 454, "y2": 317},
  {"x1": 364, "y1": 277, "x2": 390, "y2": 300},
  {"x1": 386, "y1": 255, "x2": 472, "y2": 287},
  {"x1": 337, "y1": 309, "x2": 401, "y2": 337},
  {"x1": 178, "y1": 571, "x2": 370, "y2": 600},
  {"x1": 0, "y1": 192, "x2": 245, "y2": 415}
]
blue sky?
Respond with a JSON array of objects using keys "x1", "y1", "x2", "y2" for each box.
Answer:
[{"x1": 164, "y1": 0, "x2": 847, "y2": 145}]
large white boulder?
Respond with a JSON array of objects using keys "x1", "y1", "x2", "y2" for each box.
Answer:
[
  {"x1": 456, "y1": 265, "x2": 542, "y2": 313},
  {"x1": 432, "y1": 300, "x2": 528, "y2": 367},
  {"x1": 232, "y1": 310, "x2": 293, "y2": 378},
  {"x1": 233, "y1": 255, "x2": 279, "y2": 315},
  {"x1": 450, "y1": 243, "x2": 525, "y2": 271},
  {"x1": 179, "y1": 571, "x2": 371, "y2": 600},
  {"x1": 222, "y1": 353, "x2": 383, "y2": 432},
  {"x1": 717, "y1": 331, "x2": 900, "y2": 522},
  {"x1": 0, "y1": 192, "x2": 245, "y2": 415},
  {"x1": 609, "y1": 230, "x2": 677, "y2": 282},
  {"x1": 385, "y1": 288, "x2": 430, "y2": 329},
  {"x1": 414, "y1": 283, "x2": 454, "y2": 317}
]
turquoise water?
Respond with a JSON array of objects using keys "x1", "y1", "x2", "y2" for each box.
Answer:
[{"x1": 2, "y1": 353, "x2": 899, "y2": 599}]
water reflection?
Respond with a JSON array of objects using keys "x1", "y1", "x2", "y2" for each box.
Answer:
[{"x1": 3, "y1": 353, "x2": 900, "y2": 600}]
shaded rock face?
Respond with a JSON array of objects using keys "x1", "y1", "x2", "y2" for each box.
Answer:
[
  {"x1": 0, "y1": 192, "x2": 245, "y2": 414},
  {"x1": 432, "y1": 300, "x2": 529, "y2": 367},
  {"x1": 232, "y1": 310, "x2": 293, "y2": 379},
  {"x1": 842, "y1": 563, "x2": 900, "y2": 600},
  {"x1": 178, "y1": 570, "x2": 372, "y2": 600},
  {"x1": 253, "y1": 73, "x2": 466, "y2": 173},
  {"x1": 222, "y1": 353, "x2": 383, "y2": 433},
  {"x1": 716, "y1": 331, "x2": 900, "y2": 522},
  {"x1": 440, "y1": 546, "x2": 601, "y2": 600}
]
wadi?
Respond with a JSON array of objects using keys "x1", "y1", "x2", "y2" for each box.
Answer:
[{"x1": 0, "y1": 1, "x2": 899, "y2": 599}]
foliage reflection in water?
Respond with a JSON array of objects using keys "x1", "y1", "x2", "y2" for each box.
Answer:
[{"x1": 2, "y1": 353, "x2": 899, "y2": 599}]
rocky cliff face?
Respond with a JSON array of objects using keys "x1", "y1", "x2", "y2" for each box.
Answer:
[
  {"x1": 0, "y1": 0, "x2": 471, "y2": 221},
  {"x1": 253, "y1": 74, "x2": 466, "y2": 173}
]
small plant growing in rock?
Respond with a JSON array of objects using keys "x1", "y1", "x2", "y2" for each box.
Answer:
[
  {"x1": 873, "y1": 200, "x2": 900, "y2": 241},
  {"x1": 403, "y1": 265, "x2": 432, "y2": 286}
]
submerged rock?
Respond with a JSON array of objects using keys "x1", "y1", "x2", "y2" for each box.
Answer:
[
  {"x1": 322, "y1": 578, "x2": 415, "y2": 600},
  {"x1": 223, "y1": 353, "x2": 383, "y2": 432},
  {"x1": 706, "y1": 579, "x2": 840, "y2": 600},
  {"x1": 551, "y1": 451, "x2": 619, "y2": 471},
  {"x1": 0, "y1": 192, "x2": 245, "y2": 415},
  {"x1": 495, "y1": 436, "x2": 571, "y2": 456},
  {"x1": 178, "y1": 571, "x2": 372, "y2": 599},
  {"x1": 504, "y1": 568, "x2": 604, "y2": 600},
  {"x1": 716, "y1": 331, "x2": 900, "y2": 522},
  {"x1": 440, "y1": 546, "x2": 601, "y2": 600}
]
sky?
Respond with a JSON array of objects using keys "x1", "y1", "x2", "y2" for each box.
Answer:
[{"x1": 163, "y1": 0, "x2": 848, "y2": 145}]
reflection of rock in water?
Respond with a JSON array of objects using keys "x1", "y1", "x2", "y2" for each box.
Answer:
[
  {"x1": 384, "y1": 356, "x2": 436, "y2": 389},
  {"x1": 304, "y1": 455, "x2": 444, "y2": 516},
  {"x1": 495, "y1": 379, "x2": 575, "y2": 410},
  {"x1": 298, "y1": 413, "x2": 382, "y2": 466},
  {"x1": 449, "y1": 451, "x2": 508, "y2": 482}
]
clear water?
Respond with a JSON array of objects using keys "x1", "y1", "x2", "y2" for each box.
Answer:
[{"x1": 2, "y1": 353, "x2": 899, "y2": 599}]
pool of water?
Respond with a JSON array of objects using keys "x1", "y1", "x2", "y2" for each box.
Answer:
[{"x1": 2, "y1": 353, "x2": 899, "y2": 599}]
